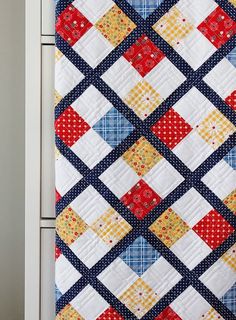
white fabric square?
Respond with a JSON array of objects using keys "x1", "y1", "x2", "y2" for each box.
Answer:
[
  {"x1": 101, "y1": 57, "x2": 143, "y2": 99},
  {"x1": 73, "y1": 27, "x2": 114, "y2": 68},
  {"x1": 71, "y1": 129, "x2": 112, "y2": 169},
  {"x1": 99, "y1": 157, "x2": 140, "y2": 199},
  {"x1": 171, "y1": 230, "x2": 212, "y2": 269},
  {"x1": 204, "y1": 58, "x2": 236, "y2": 99},
  {"x1": 202, "y1": 160, "x2": 236, "y2": 200},
  {"x1": 200, "y1": 259, "x2": 236, "y2": 298},
  {"x1": 171, "y1": 286, "x2": 211, "y2": 320},
  {"x1": 70, "y1": 185, "x2": 110, "y2": 225},
  {"x1": 173, "y1": 87, "x2": 215, "y2": 127},
  {"x1": 175, "y1": 29, "x2": 216, "y2": 70},
  {"x1": 72, "y1": 85, "x2": 112, "y2": 127},
  {"x1": 98, "y1": 257, "x2": 138, "y2": 296},
  {"x1": 145, "y1": 58, "x2": 186, "y2": 98},
  {"x1": 55, "y1": 55, "x2": 84, "y2": 97},
  {"x1": 143, "y1": 159, "x2": 184, "y2": 198},
  {"x1": 172, "y1": 188, "x2": 212, "y2": 227},
  {"x1": 72, "y1": 0, "x2": 114, "y2": 23},
  {"x1": 56, "y1": 254, "x2": 82, "y2": 294},
  {"x1": 176, "y1": 0, "x2": 218, "y2": 26},
  {"x1": 71, "y1": 285, "x2": 109, "y2": 320},
  {"x1": 55, "y1": 155, "x2": 83, "y2": 196},
  {"x1": 142, "y1": 257, "x2": 182, "y2": 297},
  {"x1": 173, "y1": 131, "x2": 214, "y2": 171},
  {"x1": 69, "y1": 229, "x2": 110, "y2": 268}
]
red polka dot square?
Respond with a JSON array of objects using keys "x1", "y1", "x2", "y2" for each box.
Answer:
[
  {"x1": 197, "y1": 6, "x2": 236, "y2": 49},
  {"x1": 55, "y1": 106, "x2": 90, "y2": 147},
  {"x1": 155, "y1": 307, "x2": 182, "y2": 320},
  {"x1": 151, "y1": 108, "x2": 192, "y2": 150},
  {"x1": 56, "y1": 4, "x2": 93, "y2": 46},
  {"x1": 121, "y1": 179, "x2": 162, "y2": 220},
  {"x1": 192, "y1": 209, "x2": 234, "y2": 250},
  {"x1": 225, "y1": 90, "x2": 236, "y2": 111},
  {"x1": 97, "y1": 307, "x2": 124, "y2": 320},
  {"x1": 123, "y1": 34, "x2": 165, "y2": 77}
]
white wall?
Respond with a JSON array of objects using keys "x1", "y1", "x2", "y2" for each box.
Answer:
[{"x1": 0, "y1": 0, "x2": 25, "y2": 319}]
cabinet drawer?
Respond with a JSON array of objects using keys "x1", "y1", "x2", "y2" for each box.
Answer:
[
  {"x1": 41, "y1": 228, "x2": 55, "y2": 320},
  {"x1": 42, "y1": 0, "x2": 55, "y2": 35},
  {"x1": 41, "y1": 45, "x2": 55, "y2": 218}
]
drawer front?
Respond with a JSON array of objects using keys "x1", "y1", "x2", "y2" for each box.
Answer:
[
  {"x1": 41, "y1": 45, "x2": 55, "y2": 218},
  {"x1": 42, "y1": 0, "x2": 55, "y2": 35},
  {"x1": 41, "y1": 228, "x2": 55, "y2": 320}
]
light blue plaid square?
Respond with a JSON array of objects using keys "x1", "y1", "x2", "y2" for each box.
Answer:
[
  {"x1": 227, "y1": 47, "x2": 236, "y2": 68},
  {"x1": 126, "y1": 0, "x2": 164, "y2": 19},
  {"x1": 93, "y1": 107, "x2": 134, "y2": 148},
  {"x1": 120, "y1": 236, "x2": 161, "y2": 276},
  {"x1": 55, "y1": 285, "x2": 62, "y2": 301},
  {"x1": 224, "y1": 146, "x2": 236, "y2": 170},
  {"x1": 221, "y1": 282, "x2": 236, "y2": 315}
]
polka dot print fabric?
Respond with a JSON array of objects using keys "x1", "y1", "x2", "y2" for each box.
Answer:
[{"x1": 55, "y1": 0, "x2": 236, "y2": 319}]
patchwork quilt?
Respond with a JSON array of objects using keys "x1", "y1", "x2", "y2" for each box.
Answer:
[{"x1": 54, "y1": 0, "x2": 236, "y2": 319}]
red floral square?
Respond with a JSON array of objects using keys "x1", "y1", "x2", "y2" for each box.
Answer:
[
  {"x1": 97, "y1": 307, "x2": 124, "y2": 320},
  {"x1": 193, "y1": 209, "x2": 234, "y2": 250},
  {"x1": 55, "y1": 106, "x2": 90, "y2": 147},
  {"x1": 225, "y1": 90, "x2": 236, "y2": 111},
  {"x1": 55, "y1": 246, "x2": 61, "y2": 260},
  {"x1": 56, "y1": 4, "x2": 93, "y2": 46},
  {"x1": 121, "y1": 180, "x2": 161, "y2": 220},
  {"x1": 123, "y1": 34, "x2": 165, "y2": 77},
  {"x1": 198, "y1": 6, "x2": 236, "y2": 48},
  {"x1": 155, "y1": 307, "x2": 182, "y2": 320},
  {"x1": 56, "y1": 189, "x2": 61, "y2": 203},
  {"x1": 151, "y1": 108, "x2": 192, "y2": 149}
]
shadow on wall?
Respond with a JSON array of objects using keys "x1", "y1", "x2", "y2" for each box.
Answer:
[{"x1": 0, "y1": 0, "x2": 25, "y2": 319}]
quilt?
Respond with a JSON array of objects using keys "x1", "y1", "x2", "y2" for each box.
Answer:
[{"x1": 54, "y1": 0, "x2": 236, "y2": 319}]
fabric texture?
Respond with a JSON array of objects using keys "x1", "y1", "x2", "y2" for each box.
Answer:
[{"x1": 55, "y1": 0, "x2": 236, "y2": 319}]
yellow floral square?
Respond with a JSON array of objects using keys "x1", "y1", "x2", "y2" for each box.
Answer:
[
  {"x1": 197, "y1": 109, "x2": 235, "y2": 149},
  {"x1": 56, "y1": 304, "x2": 84, "y2": 320},
  {"x1": 223, "y1": 189, "x2": 236, "y2": 215},
  {"x1": 229, "y1": 0, "x2": 236, "y2": 7},
  {"x1": 153, "y1": 6, "x2": 194, "y2": 47},
  {"x1": 221, "y1": 243, "x2": 236, "y2": 272},
  {"x1": 56, "y1": 207, "x2": 88, "y2": 245},
  {"x1": 122, "y1": 136, "x2": 163, "y2": 176},
  {"x1": 149, "y1": 208, "x2": 190, "y2": 247},
  {"x1": 124, "y1": 80, "x2": 163, "y2": 120},
  {"x1": 202, "y1": 308, "x2": 224, "y2": 320},
  {"x1": 119, "y1": 278, "x2": 159, "y2": 319},
  {"x1": 95, "y1": 4, "x2": 136, "y2": 47},
  {"x1": 55, "y1": 90, "x2": 63, "y2": 106},
  {"x1": 91, "y1": 208, "x2": 132, "y2": 247},
  {"x1": 55, "y1": 48, "x2": 63, "y2": 63}
]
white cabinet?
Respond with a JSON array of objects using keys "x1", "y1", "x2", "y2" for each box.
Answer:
[
  {"x1": 42, "y1": 0, "x2": 55, "y2": 35},
  {"x1": 41, "y1": 45, "x2": 55, "y2": 219},
  {"x1": 41, "y1": 229, "x2": 55, "y2": 320},
  {"x1": 26, "y1": 1, "x2": 56, "y2": 319}
]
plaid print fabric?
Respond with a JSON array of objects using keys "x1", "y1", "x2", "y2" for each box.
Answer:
[
  {"x1": 126, "y1": 0, "x2": 164, "y2": 18},
  {"x1": 93, "y1": 107, "x2": 134, "y2": 148},
  {"x1": 221, "y1": 283, "x2": 236, "y2": 315},
  {"x1": 153, "y1": 6, "x2": 194, "y2": 47},
  {"x1": 118, "y1": 278, "x2": 159, "y2": 318},
  {"x1": 120, "y1": 236, "x2": 161, "y2": 276},
  {"x1": 124, "y1": 80, "x2": 162, "y2": 120},
  {"x1": 227, "y1": 47, "x2": 236, "y2": 67},
  {"x1": 55, "y1": 0, "x2": 236, "y2": 319},
  {"x1": 224, "y1": 146, "x2": 236, "y2": 170}
]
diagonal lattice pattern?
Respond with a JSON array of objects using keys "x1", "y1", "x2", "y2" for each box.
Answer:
[{"x1": 55, "y1": 0, "x2": 236, "y2": 319}]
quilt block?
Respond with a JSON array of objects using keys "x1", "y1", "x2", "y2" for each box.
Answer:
[{"x1": 55, "y1": 0, "x2": 236, "y2": 319}]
